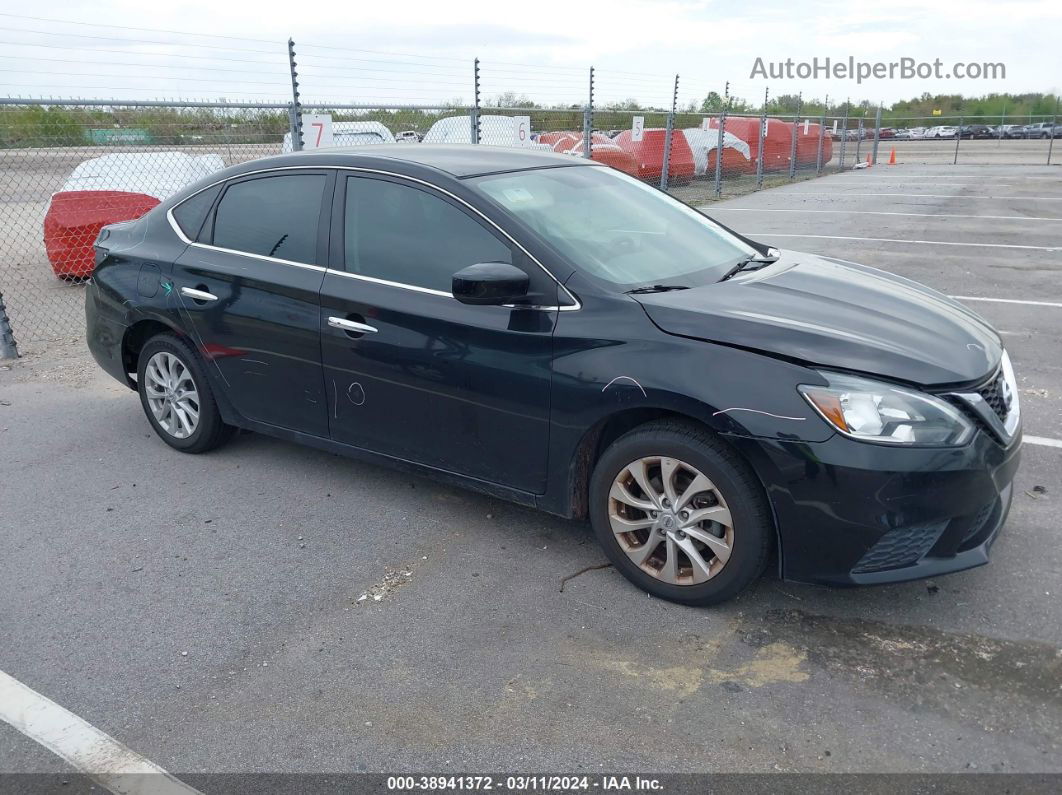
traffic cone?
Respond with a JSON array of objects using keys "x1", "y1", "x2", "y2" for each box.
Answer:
[
  {"x1": 866, "y1": 153, "x2": 873, "y2": 167},
  {"x1": 888, "y1": 148, "x2": 897, "y2": 165}
]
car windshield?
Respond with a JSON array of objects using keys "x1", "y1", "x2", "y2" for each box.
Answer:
[{"x1": 469, "y1": 165, "x2": 756, "y2": 288}]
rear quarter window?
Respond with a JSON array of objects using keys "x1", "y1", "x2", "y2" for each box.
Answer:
[{"x1": 171, "y1": 184, "x2": 221, "y2": 241}]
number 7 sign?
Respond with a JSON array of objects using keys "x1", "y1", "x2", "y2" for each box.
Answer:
[{"x1": 302, "y1": 114, "x2": 334, "y2": 149}]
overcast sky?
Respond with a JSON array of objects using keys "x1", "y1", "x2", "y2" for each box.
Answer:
[{"x1": 4, "y1": 1, "x2": 1060, "y2": 107}]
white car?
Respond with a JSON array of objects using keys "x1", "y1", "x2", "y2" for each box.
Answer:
[
  {"x1": 423, "y1": 115, "x2": 553, "y2": 150},
  {"x1": 395, "y1": 130, "x2": 421, "y2": 143},
  {"x1": 927, "y1": 125, "x2": 957, "y2": 139},
  {"x1": 281, "y1": 121, "x2": 395, "y2": 152}
]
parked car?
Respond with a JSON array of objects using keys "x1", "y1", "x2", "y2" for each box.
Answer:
[
  {"x1": 87, "y1": 146, "x2": 1021, "y2": 606},
  {"x1": 959, "y1": 124, "x2": 994, "y2": 139},
  {"x1": 423, "y1": 115, "x2": 552, "y2": 150},
  {"x1": 395, "y1": 130, "x2": 422, "y2": 143},
  {"x1": 44, "y1": 152, "x2": 224, "y2": 279},
  {"x1": 877, "y1": 127, "x2": 896, "y2": 139},
  {"x1": 926, "y1": 125, "x2": 958, "y2": 138},
  {"x1": 282, "y1": 121, "x2": 395, "y2": 152},
  {"x1": 997, "y1": 124, "x2": 1027, "y2": 139},
  {"x1": 1023, "y1": 121, "x2": 1060, "y2": 139}
]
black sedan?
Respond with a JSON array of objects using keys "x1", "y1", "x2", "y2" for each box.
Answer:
[
  {"x1": 959, "y1": 124, "x2": 994, "y2": 139},
  {"x1": 86, "y1": 146, "x2": 1021, "y2": 606}
]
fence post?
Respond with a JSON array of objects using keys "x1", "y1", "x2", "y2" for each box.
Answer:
[
  {"x1": 286, "y1": 38, "x2": 303, "y2": 151},
  {"x1": 838, "y1": 99, "x2": 849, "y2": 170},
  {"x1": 713, "y1": 92, "x2": 731, "y2": 198},
  {"x1": 816, "y1": 95, "x2": 828, "y2": 174},
  {"x1": 871, "y1": 104, "x2": 882, "y2": 165},
  {"x1": 755, "y1": 87, "x2": 767, "y2": 189},
  {"x1": 471, "y1": 58, "x2": 481, "y2": 144},
  {"x1": 1047, "y1": 97, "x2": 1058, "y2": 165},
  {"x1": 788, "y1": 92, "x2": 801, "y2": 179},
  {"x1": 0, "y1": 291, "x2": 18, "y2": 360},
  {"x1": 954, "y1": 115, "x2": 963, "y2": 165},
  {"x1": 660, "y1": 74, "x2": 679, "y2": 190},
  {"x1": 583, "y1": 66, "x2": 594, "y2": 159},
  {"x1": 855, "y1": 116, "x2": 864, "y2": 163}
]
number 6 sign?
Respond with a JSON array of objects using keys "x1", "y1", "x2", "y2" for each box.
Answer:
[
  {"x1": 302, "y1": 113, "x2": 334, "y2": 149},
  {"x1": 514, "y1": 116, "x2": 531, "y2": 147}
]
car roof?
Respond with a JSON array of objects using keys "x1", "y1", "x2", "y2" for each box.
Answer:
[{"x1": 293, "y1": 144, "x2": 597, "y2": 178}]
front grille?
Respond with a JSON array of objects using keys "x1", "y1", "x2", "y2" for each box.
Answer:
[
  {"x1": 851, "y1": 521, "x2": 948, "y2": 574},
  {"x1": 978, "y1": 371, "x2": 1011, "y2": 422}
]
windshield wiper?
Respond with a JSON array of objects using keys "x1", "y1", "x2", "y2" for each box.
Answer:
[
  {"x1": 719, "y1": 248, "x2": 781, "y2": 282},
  {"x1": 624, "y1": 284, "x2": 690, "y2": 294}
]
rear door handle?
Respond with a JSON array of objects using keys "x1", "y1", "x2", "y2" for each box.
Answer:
[
  {"x1": 180, "y1": 287, "x2": 218, "y2": 302},
  {"x1": 328, "y1": 316, "x2": 378, "y2": 334}
]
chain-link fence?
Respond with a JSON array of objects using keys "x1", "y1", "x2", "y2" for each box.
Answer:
[{"x1": 1, "y1": 28, "x2": 1059, "y2": 355}]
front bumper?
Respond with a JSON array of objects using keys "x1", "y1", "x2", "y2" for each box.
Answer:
[{"x1": 730, "y1": 428, "x2": 1021, "y2": 586}]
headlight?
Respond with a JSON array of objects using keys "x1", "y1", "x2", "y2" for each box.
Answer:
[{"x1": 799, "y1": 372, "x2": 974, "y2": 446}]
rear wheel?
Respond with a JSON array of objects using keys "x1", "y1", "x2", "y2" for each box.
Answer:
[
  {"x1": 137, "y1": 334, "x2": 234, "y2": 453},
  {"x1": 589, "y1": 420, "x2": 772, "y2": 606}
]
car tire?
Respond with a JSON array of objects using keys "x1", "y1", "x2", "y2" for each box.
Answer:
[
  {"x1": 137, "y1": 333, "x2": 235, "y2": 454},
  {"x1": 589, "y1": 420, "x2": 772, "y2": 606}
]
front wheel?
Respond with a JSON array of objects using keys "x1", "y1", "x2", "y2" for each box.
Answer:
[
  {"x1": 137, "y1": 333, "x2": 234, "y2": 453},
  {"x1": 589, "y1": 420, "x2": 772, "y2": 606}
]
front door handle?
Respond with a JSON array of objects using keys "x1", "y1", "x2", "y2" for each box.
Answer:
[
  {"x1": 180, "y1": 286, "x2": 218, "y2": 302},
  {"x1": 328, "y1": 316, "x2": 378, "y2": 334}
]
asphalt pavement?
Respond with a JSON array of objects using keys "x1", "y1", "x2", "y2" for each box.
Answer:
[{"x1": 1, "y1": 162, "x2": 1060, "y2": 784}]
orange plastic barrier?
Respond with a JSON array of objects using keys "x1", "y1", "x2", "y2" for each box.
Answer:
[
  {"x1": 44, "y1": 190, "x2": 160, "y2": 279},
  {"x1": 613, "y1": 128, "x2": 696, "y2": 184}
]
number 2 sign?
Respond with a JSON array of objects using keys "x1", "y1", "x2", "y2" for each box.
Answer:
[{"x1": 302, "y1": 113, "x2": 334, "y2": 149}]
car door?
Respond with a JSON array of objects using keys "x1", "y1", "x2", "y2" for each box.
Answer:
[
  {"x1": 172, "y1": 169, "x2": 333, "y2": 437},
  {"x1": 319, "y1": 172, "x2": 558, "y2": 493}
]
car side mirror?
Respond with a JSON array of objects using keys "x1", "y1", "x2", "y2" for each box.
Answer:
[{"x1": 452, "y1": 262, "x2": 530, "y2": 306}]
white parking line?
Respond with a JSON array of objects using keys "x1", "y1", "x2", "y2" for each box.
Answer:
[
  {"x1": 708, "y1": 208, "x2": 1062, "y2": 222},
  {"x1": 749, "y1": 233, "x2": 1061, "y2": 251},
  {"x1": 836, "y1": 174, "x2": 1062, "y2": 180},
  {"x1": 776, "y1": 192, "x2": 1062, "y2": 201},
  {"x1": 0, "y1": 669, "x2": 200, "y2": 795},
  {"x1": 1026, "y1": 436, "x2": 1062, "y2": 449},
  {"x1": 950, "y1": 296, "x2": 1062, "y2": 308}
]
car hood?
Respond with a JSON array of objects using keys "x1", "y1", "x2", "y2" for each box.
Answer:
[{"x1": 633, "y1": 251, "x2": 1002, "y2": 386}]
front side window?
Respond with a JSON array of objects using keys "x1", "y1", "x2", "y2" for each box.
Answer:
[
  {"x1": 344, "y1": 176, "x2": 512, "y2": 292},
  {"x1": 212, "y1": 173, "x2": 326, "y2": 263},
  {"x1": 470, "y1": 166, "x2": 755, "y2": 290}
]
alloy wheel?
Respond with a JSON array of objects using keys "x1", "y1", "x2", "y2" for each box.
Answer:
[
  {"x1": 608, "y1": 456, "x2": 734, "y2": 585},
  {"x1": 144, "y1": 351, "x2": 200, "y2": 439}
]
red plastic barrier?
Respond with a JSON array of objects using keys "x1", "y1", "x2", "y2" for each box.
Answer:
[
  {"x1": 704, "y1": 117, "x2": 833, "y2": 172},
  {"x1": 613, "y1": 128, "x2": 695, "y2": 184},
  {"x1": 537, "y1": 131, "x2": 640, "y2": 176},
  {"x1": 44, "y1": 190, "x2": 160, "y2": 279}
]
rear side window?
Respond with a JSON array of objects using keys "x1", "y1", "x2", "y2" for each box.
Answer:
[
  {"x1": 171, "y1": 184, "x2": 221, "y2": 241},
  {"x1": 344, "y1": 176, "x2": 512, "y2": 292},
  {"x1": 212, "y1": 174, "x2": 326, "y2": 263}
]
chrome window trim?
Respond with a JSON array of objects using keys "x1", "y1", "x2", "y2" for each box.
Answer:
[{"x1": 165, "y1": 164, "x2": 581, "y2": 311}]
